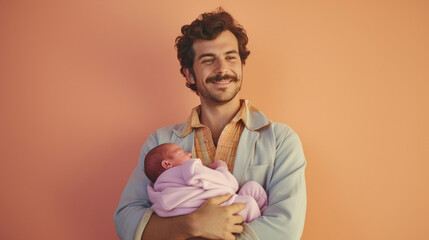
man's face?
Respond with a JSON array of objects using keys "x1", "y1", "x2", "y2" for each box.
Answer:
[{"x1": 186, "y1": 30, "x2": 243, "y2": 104}]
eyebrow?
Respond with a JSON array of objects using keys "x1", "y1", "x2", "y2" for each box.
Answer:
[
  {"x1": 197, "y1": 50, "x2": 239, "y2": 61},
  {"x1": 225, "y1": 50, "x2": 239, "y2": 55}
]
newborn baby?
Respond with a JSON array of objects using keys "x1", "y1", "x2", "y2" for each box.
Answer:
[{"x1": 144, "y1": 143, "x2": 267, "y2": 222}]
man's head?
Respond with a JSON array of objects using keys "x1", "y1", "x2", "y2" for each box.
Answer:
[
  {"x1": 175, "y1": 7, "x2": 250, "y2": 101},
  {"x1": 144, "y1": 143, "x2": 192, "y2": 182}
]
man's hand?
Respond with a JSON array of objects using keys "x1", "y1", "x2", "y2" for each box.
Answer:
[{"x1": 188, "y1": 194, "x2": 246, "y2": 240}]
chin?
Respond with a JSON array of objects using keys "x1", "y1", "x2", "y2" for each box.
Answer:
[{"x1": 217, "y1": 92, "x2": 240, "y2": 103}]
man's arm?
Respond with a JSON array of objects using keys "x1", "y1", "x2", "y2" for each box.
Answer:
[
  {"x1": 114, "y1": 132, "x2": 158, "y2": 240},
  {"x1": 142, "y1": 194, "x2": 245, "y2": 240},
  {"x1": 237, "y1": 125, "x2": 307, "y2": 240}
]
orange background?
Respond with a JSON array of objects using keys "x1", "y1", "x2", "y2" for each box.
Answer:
[{"x1": 1, "y1": 1, "x2": 428, "y2": 239}]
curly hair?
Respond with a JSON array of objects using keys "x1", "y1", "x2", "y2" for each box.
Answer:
[{"x1": 175, "y1": 7, "x2": 251, "y2": 92}]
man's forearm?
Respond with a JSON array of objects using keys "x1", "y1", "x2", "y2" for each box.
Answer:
[
  {"x1": 142, "y1": 195, "x2": 245, "y2": 240},
  {"x1": 141, "y1": 213, "x2": 195, "y2": 240}
]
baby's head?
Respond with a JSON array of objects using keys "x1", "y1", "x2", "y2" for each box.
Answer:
[{"x1": 144, "y1": 143, "x2": 192, "y2": 182}]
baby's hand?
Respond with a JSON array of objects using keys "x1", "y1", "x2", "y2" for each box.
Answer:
[{"x1": 209, "y1": 160, "x2": 228, "y2": 169}]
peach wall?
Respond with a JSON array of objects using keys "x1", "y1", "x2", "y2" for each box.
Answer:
[{"x1": 1, "y1": 1, "x2": 428, "y2": 239}]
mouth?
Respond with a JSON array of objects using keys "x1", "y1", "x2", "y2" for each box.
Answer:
[{"x1": 211, "y1": 79, "x2": 233, "y2": 85}]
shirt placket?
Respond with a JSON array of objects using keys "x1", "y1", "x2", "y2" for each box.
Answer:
[{"x1": 194, "y1": 126, "x2": 216, "y2": 166}]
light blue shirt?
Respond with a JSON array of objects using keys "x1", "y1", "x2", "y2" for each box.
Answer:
[{"x1": 114, "y1": 103, "x2": 307, "y2": 240}]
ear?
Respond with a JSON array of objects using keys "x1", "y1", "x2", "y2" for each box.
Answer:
[
  {"x1": 161, "y1": 159, "x2": 173, "y2": 169},
  {"x1": 183, "y1": 68, "x2": 195, "y2": 85}
]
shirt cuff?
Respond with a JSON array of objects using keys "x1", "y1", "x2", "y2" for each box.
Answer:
[
  {"x1": 236, "y1": 222, "x2": 259, "y2": 240},
  {"x1": 133, "y1": 208, "x2": 153, "y2": 240}
]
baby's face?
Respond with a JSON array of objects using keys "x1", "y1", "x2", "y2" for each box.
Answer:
[{"x1": 166, "y1": 144, "x2": 192, "y2": 166}]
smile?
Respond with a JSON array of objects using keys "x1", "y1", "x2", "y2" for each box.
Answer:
[{"x1": 211, "y1": 79, "x2": 233, "y2": 85}]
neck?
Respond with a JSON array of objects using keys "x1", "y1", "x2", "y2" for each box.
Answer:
[{"x1": 199, "y1": 97, "x2": 241, "y2": 145}]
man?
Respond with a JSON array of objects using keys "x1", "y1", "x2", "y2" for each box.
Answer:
[{"x1": 114, "y1": 8, "x2": 307, "y2": 240}]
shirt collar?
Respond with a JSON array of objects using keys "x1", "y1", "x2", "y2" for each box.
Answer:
[{"x1": 179, "y1": 99, "x2": 270, "y2": 137}]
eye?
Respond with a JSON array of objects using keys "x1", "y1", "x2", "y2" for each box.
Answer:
[
  {"x1": 201, "y1": 58, "x2": 214, "y2": 63},
  {"x1": 226, "y1": 55, "x2": 238, "y2": 61}
]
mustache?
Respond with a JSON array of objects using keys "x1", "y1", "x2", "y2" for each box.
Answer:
[{"x1": 206, "y1": 74, "x2": 238, "y2": 83}]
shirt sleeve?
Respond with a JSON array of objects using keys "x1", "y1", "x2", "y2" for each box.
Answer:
[
  {"x1": 240, "y1": 126, "x2": 307, "y2": 240},
  {"x1": 114, "y1": 132, "x2": 158, "y2": 240},
  {"x1": 236, "y1": 222, "x2": 260, "y2": 240},
  {"x1": 133, "y1": 209, "x2": 153, "y2": 240}
]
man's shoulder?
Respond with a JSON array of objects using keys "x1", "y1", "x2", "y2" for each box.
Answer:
[
  {"x1": 153, "y1": 122, "x2": 187, "y2": 136},
  {"x1": 255, "y1": 120, "x2": 303, "y2": 150},
  {"x1": 268, "y1": 121, "x2": 304, "y2": 151},
  {"x1": 141, "y1": 122, "x2": 189, "y2": 159},
  {"x1": 261, "y1": 120, "x2": 296, "y2": 136}
]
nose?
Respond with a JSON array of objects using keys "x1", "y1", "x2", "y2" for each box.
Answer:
[
  {"x1": 215, "y1": 59, "x2": 228, "y2": 74},
  {"x1": 187, "y1": 152, "x2": 192, "y2": 158}
]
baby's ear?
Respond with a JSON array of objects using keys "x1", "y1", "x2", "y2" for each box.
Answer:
[{"x1": 161, "y1": 159, "x2": 173, "y2": 169}]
